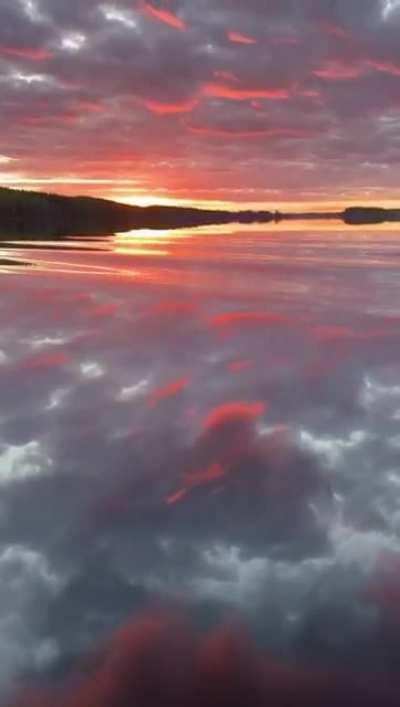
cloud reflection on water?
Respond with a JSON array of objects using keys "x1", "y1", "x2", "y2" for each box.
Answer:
[{"x1": 2, "y1": 223, "x2": 400, "y2": 702}]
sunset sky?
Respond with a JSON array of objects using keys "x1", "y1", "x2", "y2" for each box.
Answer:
[{"x1": 1, "y1": 0, "x2": 400, "y2": 208}]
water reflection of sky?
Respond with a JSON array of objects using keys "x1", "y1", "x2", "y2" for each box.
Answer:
[{"x1": 2, "y1": 223, "x2": 400, "y2": 704}]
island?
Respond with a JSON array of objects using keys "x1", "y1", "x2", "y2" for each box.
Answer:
[{"x1": 342, "y1": 206, "x2": 400, "y2": 224}]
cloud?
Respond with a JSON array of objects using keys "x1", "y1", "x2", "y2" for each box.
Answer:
[
  {"x1": 0, "y1": 441, "x2": 53, "y2": 485},
  {"x1": 5, "y1": 3, "x2": 400, "y2": 697},
  {"x1": 117, "y1": 379, "x2": 150, "y2": 402},
  {"x1": 313, "y1": 60, "x2": 364, "y2": 81},
  {"x1": 202, "y1": 400, "x2": 265, "y2": 432},
  {"x1": 144, "y1": 98, "x2": 198, "y2": 115},
  {"x1": 202, "y1": 83, "x2": 290, "y2": 101},
  {"x1": 3, "y1": 233, "x2": 400, "y2": 699},
  {"x1": 367, "y1": 58, "x2": 400, "y2": 76},
  {"x1": 141, "y1": 2, "x2": 186, "y2": 30},
  {"x1": 227, "y1": 31, "x2": 257, "y2": 45},
  {"x1": 0, "y1": 545, "x2": 59, "y2": 689},
  {"x1": 210, "y1": 310, "x2": 290, "y2": 335},
  {"x1": 0, "y1": 46, "x2": 53, "y2": 61},
  {"x1": 148, "y1": 375, "x2": 190, "y2": 406},
  {"x1": 2, "y1": 0, "x2": 400, "y2": 202},
  {"x1": 166, "y1": 401, "x2": 266, "y2": 504},
  {"x1": 79, "y1": 361, "x2": 105, "y2": 379},
  {"x1": 381, "y1": 0, "x2": 400, "y2": 20},
  {"x1": 8, "y1": 610, "x2": 400, "y2": 707}
]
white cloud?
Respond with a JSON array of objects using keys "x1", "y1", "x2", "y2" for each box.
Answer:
[
  {"x1": 46, "y1": 387, "x2": 70, "y2": 410},
  {"x1": 0, "y1": 441, "x2": 53, "y2": 485},
  {"x1": 299, "y1": 429, "x2": 369, "y2": 468},
  {"x1": 0, "y1": 545, "x2": 60, "y2": 690},
  {"x1": 19, "y1": 0, "x2": 47, "y2": 23},
  {"x1": 387, "y1": 434, "x2": 400, "y2": 449},
  {"x1": 194, "y1": 544, "x2": 268, "y2": 605},
  {"x1": 100, "y1": 4, "x2": 138, "y2": 29},
  {"x1": 28, "y1": 336, "x2": 69, "y2": 348},
  {"x1": 61, "y1": 32, "x2": 87, "y2": 52},
  {"x1": 80, "y1": 361, "x2": 105, "y2": 379},
  {"x1": 0, "y1": 545, "x2": 59, "y2": 592},
  {"x1": 328, "y1": 494, "x2": 400, "y2": 572},
  {"x1": 117, "y1": 378, "x2": 149, "y2": 401},
  {"x1": 11, "y1": 72, "x2": 48, "y2": 85},
  {"x1": 330, "y1": 520, "x2": 399, "y2": 572},
  {"x1": 382, "y1": 0, "x2": 400, "y2": 20},
  {"x1": 192, "y1": 543, "x2": 334, "y2": 614},
  {"x1": 360, "y1": 374, "x2": 400, "y2": 409}
]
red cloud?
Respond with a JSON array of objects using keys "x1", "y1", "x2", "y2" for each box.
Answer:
[
  {"x1": 213, "y1": 70, "x2": 239, "y2": 82},
  {"x1": 203, "y1": 82, "x2": 289, "y2": 100},
  {"x1": 144, "y1": 98, "x2": 198, "y2": 115},
  {"x1": 9, "y1": 611, "x2": 400, "y2": 707},
  {"x1": 365, "y1": 554, "x2": 400, "y2": 615},
  {"x1": 167, "y1": 461, "x2": 226, "y2": 504},
  {"x1": 148, "y1": 300, "x2": 199, "y2": 316},
  {"x1": 185, "y1": 123, "x2": 281, "y2": 139},
  {"x1": 18, "y1": 114, "x2": 78, "y2": 126},
  {"x1": 313, "y1": 60, "x2": 363, "y2": 80},
  {"x1": 185, "y1": 121, "x2": 310, "y2": 139},
  {"x1": 90, "y1": 302, "x2": 119, "y2": 318},
  {"x1": 22, "y1": 352, "x2": 71, "y2": 371},
  {"x1": 75, "y1": 100, "x2": 103, "y2": 113},
  {"x1": 228, "y1": 359, "x2": 253, "y2": 374},
  {"x1": 227, "y1": 31, "x2": 257, "y2": 45},
  {"x1": 202, "y1": 401, "x2": 265, "y2": 432},
  {"x1": 313, "y1": 59, "x2": 400, "y2": 81},
  {"x1": 185, "y1": 461, "x2": 226, "y2": 487},
  {"x1": 148, "y1": 376, "x2": 190, "y2": 406},
  {"x1": 142, "y1": 2, "x2": 186, "y2": 30},
  {"x1": 166, "y1": 487, "x2": 188, "y2": 505},
  {"x1": 210, "y1": 310, "x2": 289, "y2": 333},
  {"x1": 317, "y1": 20, "x2": 351, "y2": 40},
  {"x1": 0, "y1": 46, "x2": 53, "y2": 61},
  {"x1": 166, "y1": 400, "x2": 265, "y2": 505},
  {"x1": 312, "y1": 325, "x2": 357, "y2": 342},
  {"x1": 368, "y1": 59, "x2": 400, "y2": 77}
]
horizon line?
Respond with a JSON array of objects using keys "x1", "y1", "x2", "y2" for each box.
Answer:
[{"x1": 2, "y1": 184, "x2": 400, "y2": 213}]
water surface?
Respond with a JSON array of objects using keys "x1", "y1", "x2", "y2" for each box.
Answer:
[{"x1": 2, "y1": 222, "x2": 400, "y2": 700}]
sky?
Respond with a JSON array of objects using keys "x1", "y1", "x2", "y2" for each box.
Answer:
[{"x1": 1, "y1": 0, "x2": 400, "y2": 208}]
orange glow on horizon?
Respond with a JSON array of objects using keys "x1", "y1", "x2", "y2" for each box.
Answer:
[
  {"x1": 2, "y1": 178, "x2": 400, "y2": 214},
  {"x1": 113, "y1": 193, "x2": 400, "y2": 213}
]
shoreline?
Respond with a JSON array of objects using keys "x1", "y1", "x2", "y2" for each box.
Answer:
[{"x1": 1, "y1": 187, "x2": 399, "y2": 238}]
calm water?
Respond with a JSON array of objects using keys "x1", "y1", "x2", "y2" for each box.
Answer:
[{"x1": 2, "y1": 222, "x2": 400, "y2": 702}]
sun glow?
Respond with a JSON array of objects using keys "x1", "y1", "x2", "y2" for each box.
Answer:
[
  {"x1": 113, "y1": 193, "x2": 400, "y2": 213},
  {"x1": 2, "y1": 175, "x2": 400, "y2": 214}
]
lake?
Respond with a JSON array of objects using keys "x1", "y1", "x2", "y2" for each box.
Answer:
[{"x1": 2, "y1": 221, "x2": 400, "y2": 703}]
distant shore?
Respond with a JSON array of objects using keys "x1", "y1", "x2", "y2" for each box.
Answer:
[{"x1": 0, "y1": 187, "x2": 399, "y2": 239}]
